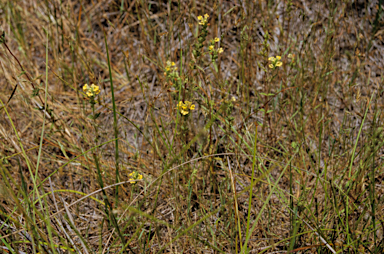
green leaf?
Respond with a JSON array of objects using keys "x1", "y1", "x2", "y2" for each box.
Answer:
[{"x1": 32, "y1": 88, "x2": 40, "y2": 97}]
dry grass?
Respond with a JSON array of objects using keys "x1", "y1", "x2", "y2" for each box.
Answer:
[{"x1": 1, "y1": 0, "x2": 384, "y2": 253}]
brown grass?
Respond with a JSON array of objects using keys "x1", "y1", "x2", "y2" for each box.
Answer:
[{"x1": 0, "y1": 0, "x2": 384, "y2": 253}]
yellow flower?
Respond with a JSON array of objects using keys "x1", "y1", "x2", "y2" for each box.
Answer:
[
  {"x1": 218, "y1": 48, "x2": 224, "y2": 54},
  {"x1": 184, "y1": 101, "x2": 192, "y2": 107},
  {"x1": 128, "y1": 171, "x2": 143, "y2": 184},
  {"x1": 83, "y1": 83, "x2": 100, "y2": 97},
  {"x1": 164, "y1": 60, "x2": 178, "y2": 76},
  {"x1": 268, "y1": 56, "x2": 283, "y2": 69},
  {"x1": 214, "y1": 37, "x2": 220, "y2": 42},
  {"x1": 208, "y1": 45, "x2": 214, "y2": 51},
  {"x1": 177, "y1": 101, "x2": 195, "y2": 115},
  {"x1": 198, "y1": 14, "x2": 209, "y2": 25},
  {"x1": 91, "y1": 84, "x2": 100, "y2": 95},
  {"x1": 231, "y1": 96, "x2": 236, "y2": 102}
]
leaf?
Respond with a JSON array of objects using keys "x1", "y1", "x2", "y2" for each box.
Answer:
[
  {"x1": 88, "y1": 113, "x2": 101, "y2": 120},
  {"x1": 58, "y1": 141, "x2": 70, "y2": 160},
  {"x1": 32, "y1": 88, "x2": 40, "y2": 97}
]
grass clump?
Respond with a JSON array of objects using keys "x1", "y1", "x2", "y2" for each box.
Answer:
[{"x1": 0, "y1": 0, "x2": 384, "y2": 253}]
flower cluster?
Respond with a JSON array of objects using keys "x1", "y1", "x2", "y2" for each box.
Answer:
[
  {"x1": 192, "y1": 14, "x2": 210, "y2": 62},
  {"x1": 208, "y1": 37, "x2": 223, "y2": 61},
  {"x1": 177, "y1": 101, "x2": 195, "y2": 115},
  {"x1": 164, "y1": 60, "x2": 178, "y2": 77},
  {"x1": 268, "y1": 56, "x2": 283, "y2": 69},
  {"x1": 197, "y1": 14, "x2": 209, "y2": 26},
  {"x1": 83, "y1": 84, "x2": 100, "y2": 97},
  {"x1": 128, "y1": 171, "x2": 143, "y2": 184}
]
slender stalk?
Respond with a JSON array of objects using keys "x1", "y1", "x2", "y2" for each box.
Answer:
[{"x1": 104, "y1": 33, "x2": 120, "y2": 202}]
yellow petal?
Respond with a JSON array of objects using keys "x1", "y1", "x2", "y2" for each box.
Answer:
[
  {"x1": 198, "y1": 16, "x2": 203, "y2": 20},
  {"x1": 209, "y1": 45, "x2": 214, "y2": 51},
  {"x1": 83, "y1": 84, "x2": 88, "y2": 91},
  {"x1": 276, "y1": 61, "x2": 282, "y2": 67},
  {"x1": 268, "y1": 57, "x2": 275, "y2": 61},
  {"x1": 190, "y1": 104, "x2": 195, "y2": 110},
  {"x1": 218, "y1": 48, "x2": 223, "y2": 54},
  {"x1": 276, "y1": 56, "x2": 281, "y2": 60},
  {"x1": 214, "y1": 37, "x2": 220, "y2": 42},
  {"x1": 181, "y1": 110, "x2": 189, "y2": 115},
  {"x1": 269, "y1": 64, "x2": 274, "y2": 69},
  {"x1": 204, "y1": 14, "x2": 209, "y2": 18}
]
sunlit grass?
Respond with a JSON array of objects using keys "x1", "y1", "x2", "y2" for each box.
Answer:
[{"x1": 0, "y1": 0, "x2": 383, "y2": 253}]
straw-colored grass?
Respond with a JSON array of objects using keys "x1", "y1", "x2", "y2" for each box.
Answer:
[{"x1": 0, "y1": 0, "x2": 384, "y2": 253}]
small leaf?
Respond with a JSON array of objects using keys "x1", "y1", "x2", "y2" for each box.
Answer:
[
  {"x1": 57, "y1": 141, "x2": 70, "y2": 160},
  {"x1": 88, "y1": 112, "x2": 101, "y2": 120},
  {"x1": 32, "y1": 88, "x2": 40, "y2": 97}
]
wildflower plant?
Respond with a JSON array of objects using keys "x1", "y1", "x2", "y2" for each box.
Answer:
[
  {"x1": 192, "y1": 14, "x2": 209, "y2": 63},
  {"x1": 164, "y1": 60, "x2": 178, "y2": 78},
  {"x1": 83, "y1": 83, "x2": 101, "y2": 109},
  {"x1": 208, "y1": 37, "x2": 223, "y2": 62},
  {"x1": 258, "y1": 31, "x2": 270, "y2": 58},
  {"x1": 164, "y1": 60, "x2": 185, "y2": 93},
  {"x1": 82, "y1": 83, "x2": 101, "y2": 142}
]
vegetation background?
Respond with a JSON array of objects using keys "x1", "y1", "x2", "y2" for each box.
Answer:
[{"x1": 0, "y1": 0, "x2": 384, "y2": 253}]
